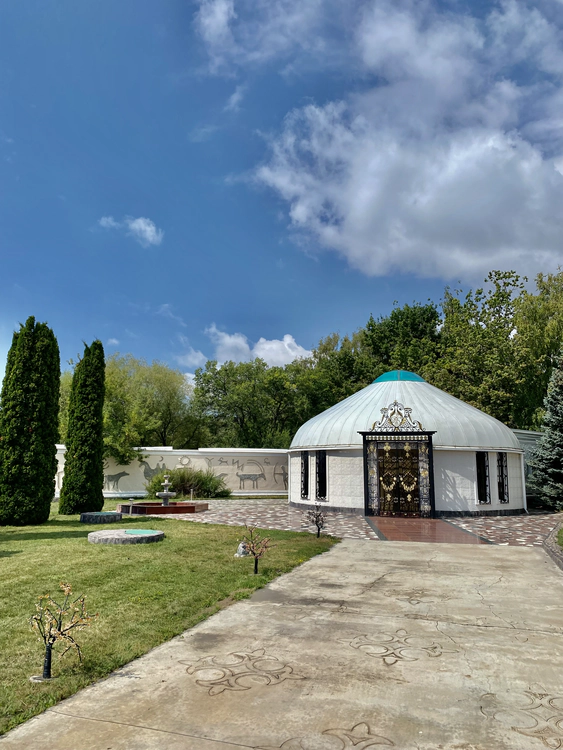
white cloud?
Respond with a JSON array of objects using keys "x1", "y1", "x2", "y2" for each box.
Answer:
[
  {"x1": 175, "y1": 334, "x2": 207, "y2": 369},
  {"x1": 224, "y1": 84, "x2": 247, "y2": 112},
  {"x1": 99, "y1": 216, "x2": 120, "y2": 229},
  {"x1": 253, "y1": 334, "x2": 312, "y2": 366},
  {"x1": 98, "y1": 215, "x2": 164, "y2": 248},
  {"x1": 205, "y1": 323, "x2": 311, "y2": 365},
  {"x1": 156, "y1": 304, "x2": 186, "y2": 327},
  {"x1": 194, "y1": 0, "x2": 334, "y2": 73},
  {"x1": 107, "y1": 338, "x2": 120, "y2": 346},
  {"x1": 189, "y1": 124, "x2": 219, "y2": 142},
  {"x1": 176, "y1": 347, "x2": 207, "y2": 368},
  {"x1": 239, "y1": 0, "x2": 563, "y2": 280}
]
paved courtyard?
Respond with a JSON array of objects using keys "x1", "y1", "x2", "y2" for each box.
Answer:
[
  {"x1": 156, "y1": 497, "x2": 561, "y2": 547},
  {"x1": 4, "y1": 540, "x2": 563, "y2": 749}
]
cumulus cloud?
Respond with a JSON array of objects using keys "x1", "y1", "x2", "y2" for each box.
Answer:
[
  {"x1": 176, "y1": 347, "x2": 207, "y2": 368},
  {"x1": 205, "y1": 323, "x2": 311, "y2": 366},
  {"x1": 251, "y1": 0, "x2": 563, "y2": 279},
  {"x1": 98, "y1": 216, "x2": 164, "y2": 248},
  {"x1": 194, "y1": 0, "x2": 335, "y2": 72},
  {"x1": 195, "y1": 0, "x2": 563, "y2": 280},
  {"x1": 107, "y1": 338, "x2": 120, "y2": 346}
]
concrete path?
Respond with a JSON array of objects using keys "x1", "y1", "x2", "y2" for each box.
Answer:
[{"x1": 3, "y1": 540, "x2": 563, "y2": 749}]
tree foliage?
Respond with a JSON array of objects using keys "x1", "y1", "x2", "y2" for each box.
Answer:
[
  {"x1": 0, "y1": 317, "x2": 60, "y2": 526},
  {"x1": 529, "y1": 351, "x2": 563, "y2": 508},
  {"x1": 60, "y1": 354, "x2": 205, "y2": 464},
  {"x1": 59, "y1": 341, "x2": 105, "y2": 515},
  {"x1": 424, "y1": 271, "x2": 525, "y2": 426}
]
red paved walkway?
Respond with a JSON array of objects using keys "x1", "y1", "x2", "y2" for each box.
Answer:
[{"x1": 367, "y1": 517, "x2": 490, "y2": 544}]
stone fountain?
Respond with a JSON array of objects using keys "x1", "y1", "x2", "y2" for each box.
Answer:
[
  {"x1": 117, "y1": 474, "x2": 209, "y2": 516},
  {"x1": 155, "y1": 475, "x2": 176, "y2": 506}
]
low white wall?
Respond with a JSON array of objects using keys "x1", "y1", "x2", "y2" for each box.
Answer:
[{"x1": 55, "y1": 446, "x2": 288, "y2": 498}]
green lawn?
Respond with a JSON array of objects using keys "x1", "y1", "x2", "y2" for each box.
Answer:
[{"x1": 0, "y1": 502, "x2": 337, "y2": 736}]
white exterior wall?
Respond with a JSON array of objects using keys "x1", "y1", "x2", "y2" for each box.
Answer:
[
  {"x1": 324, "y1": 450, "x2": 364, "y2": 510},
  {"x1": 433, "y1": 450, "x2": 477, "y2": 513},
  {"x1": 289, "y1": 449, "x2": 364, "y2": 510},
  {"x1": 433, "y1": 449, "x2": 525, "y2": 513},
  {"x1": 289, "y1": 446, "x2": 525, "y2": 514}
]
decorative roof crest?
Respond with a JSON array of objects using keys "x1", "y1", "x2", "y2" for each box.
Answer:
[{"x1": 371, "y1": 401, "x2": 424, "y2": 432}]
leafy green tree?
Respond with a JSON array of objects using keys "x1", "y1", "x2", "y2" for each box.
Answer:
[
  {"x1": 425, "y1": 271, "x2": 524, "y2": 426},
  {"x1": 513, "y1": 271, "x2": 563, "y2": 429},
  {"x1": 59, "y1": 341, "x2": 105, "y2": 515},
  {"x1": 193, "y1": 359, "x2": 301, "y2": 448},
  {"x1": 0, "y1": 317, "x2": 60, "y2": 525},
  {"x1": 61, "y1": 354, "x2": 205, "y2": 463},
  {"x1": 361, "y1": 301, "x2": 441, "y2": 372},
  {"x1": 529, "y1": 351, "x2": 563, "y2": 508}
]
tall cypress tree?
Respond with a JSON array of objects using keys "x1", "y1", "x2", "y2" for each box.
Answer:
[
  {"x1": 59, "y1": 341, "x2": 105, "y2": 514},
  {"x1": 0, "y1": 317, "x2": 60, "y2": 525},
  {"x1": 530, "y1": 350, "x2": 563, "y2": 509}
]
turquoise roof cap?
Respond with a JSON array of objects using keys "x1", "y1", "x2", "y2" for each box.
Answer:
[{"x1": 373, "y1": 370, "x2": 425, "y2": 383}]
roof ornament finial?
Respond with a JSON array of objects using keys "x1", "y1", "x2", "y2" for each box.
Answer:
[{"x1": 371, "y1": 401, "x2": 424, "y2": 432}]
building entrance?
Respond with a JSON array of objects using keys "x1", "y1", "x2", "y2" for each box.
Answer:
[{"x1": 359, "y1": 401, "x2": 435, "y2": 518}]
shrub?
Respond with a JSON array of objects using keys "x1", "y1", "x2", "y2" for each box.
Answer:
[{"x1": 146, "y1": 467, "x2": 231, "y2": 498}]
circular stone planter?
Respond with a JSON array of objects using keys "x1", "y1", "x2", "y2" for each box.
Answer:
[
  {"x1": 88, "y1": 529, "x2": 164, "y2": 545},
  {"x1": 80, "y1": 511, "x2": 123, "y2": 524}
]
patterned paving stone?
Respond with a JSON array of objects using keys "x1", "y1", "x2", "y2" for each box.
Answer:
[
  {"x1": 142, "y1": 498, "x2": 562, "y2": 546},
  {"x1": 145, "y1": 497, "x2": 380, "y2": 540},
  {"x1": 446, "y1": 510, "x2": 562, "y2": 547}
]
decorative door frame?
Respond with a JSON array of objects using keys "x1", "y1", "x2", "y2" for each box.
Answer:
[{"x1": 360, "y1": 431, "x2": 436, "y2": 517}]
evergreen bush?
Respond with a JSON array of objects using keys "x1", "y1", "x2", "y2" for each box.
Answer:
[
  {"x1": 59, "y1": 341, "x2": 105, "y2": 515},
  {"x1": 146, "y1": 467, "x2": 231, "y2": 498},
  {"x1": 0, "y1": 317, "x2": 60, "y2": 525},
  {"x1": 530, "y1": 350, "x2": 563, "y2": 509}
]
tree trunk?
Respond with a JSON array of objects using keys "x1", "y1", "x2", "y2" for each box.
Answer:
[
  {"x1": 42, "y1": 642, "x2": 53, "y2": 679},
  {"x1": 317, "y1": 527, "x2": 321, "y2": 538},
  {"x1": 254, "y1": 556, "x2": 259, "y2": 575}
]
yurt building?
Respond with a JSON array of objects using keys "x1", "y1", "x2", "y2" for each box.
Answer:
[{"x1": 288, "y1": 371, "x2": 526, "y2": 517}]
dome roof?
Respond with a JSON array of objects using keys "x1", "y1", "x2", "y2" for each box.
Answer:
[{"x1": 290, "y1": 371, "x2": 521, "y2": 451}]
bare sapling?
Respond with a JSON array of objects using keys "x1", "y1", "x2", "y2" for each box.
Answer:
[
  {"x1": 307, "y1": 503, "x2": 326, "y2": 538},
  {"x1": 242, "y1": 525, "x2": 275, "y2": 574},
  {"x1": 30, "y1": 582, "x2": 97, "y2": 680}
]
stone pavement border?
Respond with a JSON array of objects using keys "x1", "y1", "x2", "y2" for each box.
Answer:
[{"x1": 543, "y1": 517, "x2": 563, "y2": 570}]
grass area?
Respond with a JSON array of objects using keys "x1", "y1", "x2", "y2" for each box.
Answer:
[
  {"x1": 557, "y1": 527, "x2": 563, "y2": 549},
  {"x1": 0, "y1": 501, "x2": 337, "y2": 736}
]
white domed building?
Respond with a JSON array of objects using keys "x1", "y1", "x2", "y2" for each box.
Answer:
[{"x1": 289, "y1": 371, "x2": 526, "y2": 517}]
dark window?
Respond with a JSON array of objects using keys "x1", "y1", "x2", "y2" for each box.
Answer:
[
  {"x1": 316, "y1": 450, "x2": 327, "y2": 500},
  {"x1": 476, "y1": 451, "x2": 490, "y2": 505},
  {"x1": 497, "y1": 452, "x2": 509, "y2": 504},
  {"x1": 300, "y1": 451, "x2": 309, "y2": 499}
]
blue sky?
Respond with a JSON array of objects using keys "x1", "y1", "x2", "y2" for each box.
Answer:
[{"x1": 1, "y1": 0, "x2": 563, "y2": 379}]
